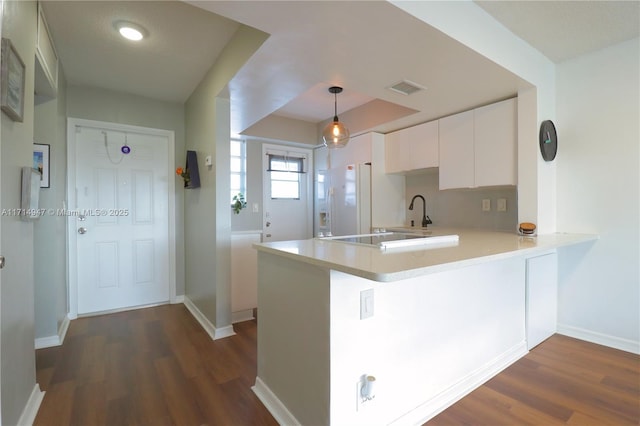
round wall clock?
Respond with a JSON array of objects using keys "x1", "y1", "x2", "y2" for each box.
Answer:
[{"x1": 539, "y1": 120, "x2": 558, "y2": 161}]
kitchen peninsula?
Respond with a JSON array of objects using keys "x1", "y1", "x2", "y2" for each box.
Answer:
[{"x1": 252, "y1": 228, "x2": 597, "y2": 425}]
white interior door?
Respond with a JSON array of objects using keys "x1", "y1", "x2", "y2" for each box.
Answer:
[
  {"x1": 73, "y1": 125, "x2": 170, "y2": 315},
  {"x1": 262, "y1": 144, "x2": 313, "y2": 242}
]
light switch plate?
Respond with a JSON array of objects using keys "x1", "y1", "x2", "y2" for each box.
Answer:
[
  {"x1": 482, "y1": 199, "x2": 491, "y2": 212},
  {"x1": 360, "y1": 289, "x2": 374, "y2": 319},
  {"x1": 497, "y1": 198, "x2": 507, "y2": 212}
]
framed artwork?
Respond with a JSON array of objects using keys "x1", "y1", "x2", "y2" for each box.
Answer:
[
  {"x1": 1, "y1": 38, "x2": 25, "y2": 122},
  {"x1": 33, "y1": 143, "x2": 50, "y2": 188}
]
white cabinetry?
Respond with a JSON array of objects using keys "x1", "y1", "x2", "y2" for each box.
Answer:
[
  {"x1": 231, "y1": 231, "x2": 262, "y2": 322},
  {"x1": 474, "y1": 98, "x2": 517, "y2": 187},
  {"x1": 438, "y1": 110, "x2": 475, "y2": 189},
  {"x1": 385, "y1": 120, "x2": 438, "y2": 173},
  {"x1": 526, "y1": 251, "x2": 558, "y2": 349},
  {"x1": 439, "y1": 98, "x2": 517, "y2": 190}
]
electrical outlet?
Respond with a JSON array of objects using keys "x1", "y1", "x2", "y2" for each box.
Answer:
[
  {"x1": 497, "y1": 198, "x2": 507, "y2": 212},
  {"x1": 252, "y1": 203, "x2": 259, "y2": 213},
  {"x1": 482, "y1": 199, "x2": 491, "y2": 212}
]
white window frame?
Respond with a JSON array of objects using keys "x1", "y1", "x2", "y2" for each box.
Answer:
[{"x1": 230, "y1": 138, "x2": 247, "y2": 205}]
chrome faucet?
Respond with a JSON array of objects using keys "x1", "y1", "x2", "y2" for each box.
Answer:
[{"x1": 409, "y1": 195, "x2": 432, "y2": 228}]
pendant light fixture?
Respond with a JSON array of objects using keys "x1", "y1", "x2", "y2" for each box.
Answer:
[{"x1": 322, "y1": 86, "x2": 350, "y2": 149}]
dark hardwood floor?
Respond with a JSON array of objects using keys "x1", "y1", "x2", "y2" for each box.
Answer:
[
  {"x1": 34, "y1": 304, "x2": 277, "y2": 426},
  {"x1": 427, "y1": 334, "x2": 640, "y2": 426},
  {"x1": 35, "y1": 304, "x2": 639, "y2": 426}
]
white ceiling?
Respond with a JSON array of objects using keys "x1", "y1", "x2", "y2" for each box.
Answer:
[
  {"x1": 475, "y1": 0, "x2": 640, "y2": 64},
  {"x1": 41, "y1": 1, "x2": 240, "y2": 103},
  {"x1": 41, "y1": 0, "x2": 640, "y2": 137}
]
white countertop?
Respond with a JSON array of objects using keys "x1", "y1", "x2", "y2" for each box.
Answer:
[{"x1": 253, "y1": 227, "x2": 598, "y2": 282}]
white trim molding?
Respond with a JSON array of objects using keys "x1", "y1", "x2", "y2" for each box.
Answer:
[
  {"x1": 391, "y1": 341, "x2": 528, "y2": 425},
  {"x1": 252, "y1": 377, "x2": 301, "y2": 426},
  {"x1": 183, "y1": 297, "x2": 235, "y2": 340},
  {"x1": 232, "y1": 309, "x2": 255, "y2": 324},
  {"x1": 558, "y1": 324, "x2": 640, "y2": 355},
  {"x1": 34, "y1": 315, "x2": 70, "y2": 349},
  {"x1": 17, "y1": 384, "x2": 45, "y2": 426}
]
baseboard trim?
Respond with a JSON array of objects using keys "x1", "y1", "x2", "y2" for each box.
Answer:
[
  {"x1": 252, "y1": 377, "x2": 301, "y2": 426},
  {"x1": 172, "y1": 295, "x2": 185, "y2": 304},
  {"x1": 35, "y1": 316, "x2": 71, "y2": 350},
  {"x1": 232, "y1": 309, "x2": 255, "y2": 323},
  {"x1": 17, "y1": 383, "x2": 45, "y2": 426},
  {"x1": 391, "y1": 341, "x2": 528, "y2": 425},
  {"x1": 558, "y1": 323, "x2": 640, "y2": 354},
  {"x1": 183, "y1": 297, "x2": 235, "y2": 340}
]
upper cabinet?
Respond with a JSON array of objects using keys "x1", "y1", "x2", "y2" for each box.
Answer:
[
  {"x1": 474, "y1": 98, "x2": 517, "y2": 187},
  {"x1": 34, "y1": 3, "x2": 59, "y2": 98},
  {"x1": 438, "y1": 110, "x2": 475, "y2": 189},
  {"x1": 439, "y1": 98, "x2": 517, "y2": 190},
  {"x1": 385, "y1": 120, "x2": 438, "y2": 174}
]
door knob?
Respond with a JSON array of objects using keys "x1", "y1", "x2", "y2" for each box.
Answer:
[
  {"x1": 266, "y1": 221, "x2": 271, "y2": 227},
  {"x1": 78, "y1": 227, "x2": 88, "y2": 234},
  {"x1": 0, "y1": 255, "x2": 5, "y2": 269}
]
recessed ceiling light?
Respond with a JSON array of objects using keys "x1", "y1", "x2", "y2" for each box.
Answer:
[{"x1": 115, "y1": 21, "x2": 147, "y2": 42}]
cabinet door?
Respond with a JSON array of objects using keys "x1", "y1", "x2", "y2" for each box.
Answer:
[
  {"x1": 411, "y1": 120, "x2": 439, "y2": 170},
  {"x1": 474, "y1": 98, "x2": 517, "y2": 187},
  {"x1": 526, "y1": 252, "x2": 558, "y2": 349},
  {"x1": 385, "y1": 129, "x2": 412, "y2": 173},
  {"x1": 438, "y1": 110, "x2": 474, "y2": 189}
]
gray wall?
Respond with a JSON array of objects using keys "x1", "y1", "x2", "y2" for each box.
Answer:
[
  {"x1": 406, "y1": 171, "x2": 518, "y2": 231},
  {"x1": 66, "y1": 85, "x2": 186, "y2": 296},
  {"x1": 33, "y1": 69, "x2": 68, "y2": 340},
  {"x1": 1, "y1": 1, "x2": 38, "y2": 424},
  {"x1": 184, "y1": 24, "x2": 268, "y2": 328}
]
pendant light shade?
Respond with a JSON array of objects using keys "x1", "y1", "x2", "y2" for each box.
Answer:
[{"x1": 322, "y1": 86, "x2": 350, "y2": 149}]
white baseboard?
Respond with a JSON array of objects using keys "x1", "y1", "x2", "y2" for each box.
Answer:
[
  {"x1": 34, "y1": 316, "x2": 70, "y2": 350},
  {"x1": 232, "y1": 309, "x2": 255, "y2": 323},
  {"x1": 172, "y1": 295, "x2": 185, "y2": 304},
  {"x1": 391, "y1": 341, "x2": 529, "y2": 425},
  {"x1": 17, "y1": 384, "x2": 45, "y2": 426},
  {"x1": 183, "y1": 296, "x2": 236, "y2": 340},
  {"x1": 558, "y1": 323, "x2": 640, "y2": 354},
  {"x1": 252, "y1": 377, "x2": 301, "y2": 426}
]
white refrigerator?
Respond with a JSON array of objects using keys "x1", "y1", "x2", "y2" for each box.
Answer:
[{"x1": 316, "y1": 163, "x2": 371, "y2": 237}]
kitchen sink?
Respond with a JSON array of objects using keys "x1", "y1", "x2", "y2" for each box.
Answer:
[{"x1": 319, "y1": 232, "x2": 459, "y2": 250}]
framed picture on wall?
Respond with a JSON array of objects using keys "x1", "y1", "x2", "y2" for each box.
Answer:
[
  {"x1": 1, "y1": 38, "x2": 25, "y2": 122},
  {"x1": 33, "y1": 143, "x2": 50, "y2": 188}
]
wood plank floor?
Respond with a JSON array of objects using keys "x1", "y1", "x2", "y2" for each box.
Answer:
[
  {"x1": 35, "y1": 304, "x2": 639, "y2": 426},
  {"x1": 427, "y1": 334, "x2": 640, "y2": 426},
  {"x1": 34, "y1": 304, "x2": 277, "y2": 426}
]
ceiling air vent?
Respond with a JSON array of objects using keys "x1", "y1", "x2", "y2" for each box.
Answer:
[{"x1": 388, "y1": 80, "x2": 426, "y2": 96}]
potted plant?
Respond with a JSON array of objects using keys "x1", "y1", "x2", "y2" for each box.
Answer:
[{"x1": 232, "y1": 193, "x2": 247, "y2": 214}]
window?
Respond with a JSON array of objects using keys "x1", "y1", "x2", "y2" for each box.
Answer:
[
  {"x1": 230, "y1": 138, "x2": 246, "y2": 204},
  {"x1": 267, "y1": 154, "x2": 304, "y2": 199}
]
